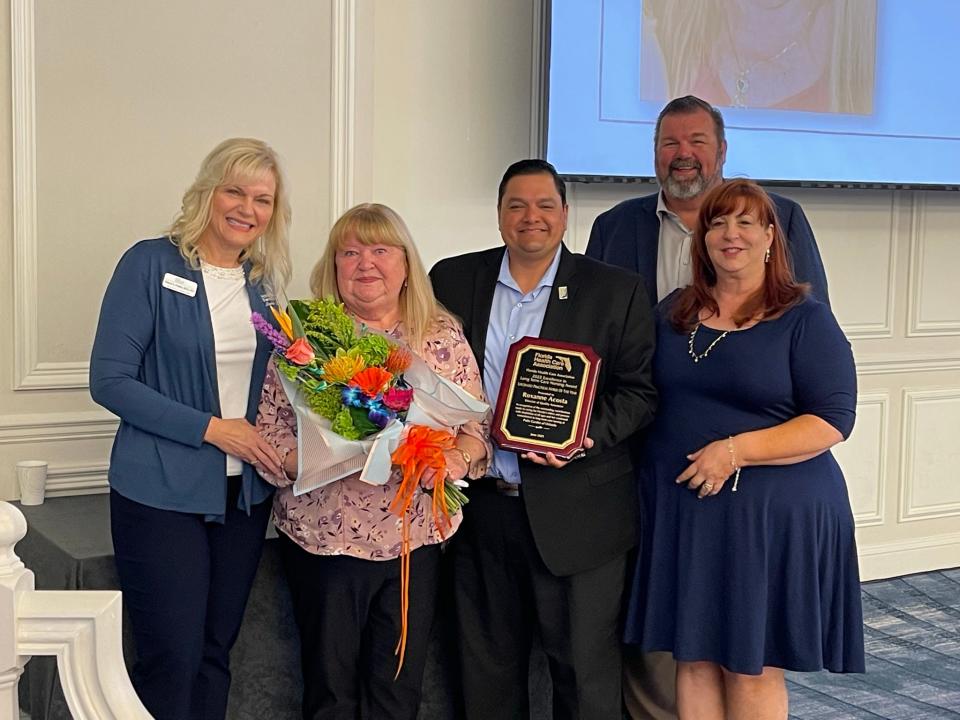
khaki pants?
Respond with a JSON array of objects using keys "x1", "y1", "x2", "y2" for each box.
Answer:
[{"x1": 623, "y1": 647, "x2": 677, "y2": 720}]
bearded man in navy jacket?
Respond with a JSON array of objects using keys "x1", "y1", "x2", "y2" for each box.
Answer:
[
  {"x1": 585, "y1": 95, "x2": 830, "y2": 720},
  {"x1": 586, "y1": 95, "x2": 829, "y2": 308}
]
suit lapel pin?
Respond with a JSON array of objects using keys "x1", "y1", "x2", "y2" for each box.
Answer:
[{"x1": 558, "y1": 286, "x2": 568, "y2": 300}]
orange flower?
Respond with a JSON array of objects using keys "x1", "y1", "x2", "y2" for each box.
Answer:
[
  {"x1": 284, "y1": 337, "x2": 315, "y2": 365},
  {"x1": 349, "y1": 367, "x2": 393, "y2": 397},
  {"x1": 270, "y1": 306, "x2": 294, "y2": 340},
  {"x1": 322, "y1": 352, "x2": 366, "y2": 383},
  {"x1": 385, "y1": 345, "x2": 413, "y2": 375}
]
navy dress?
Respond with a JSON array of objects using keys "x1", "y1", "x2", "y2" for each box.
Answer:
[{"x1": 624, "y1": 294, "x2": 865, "y2": 675}]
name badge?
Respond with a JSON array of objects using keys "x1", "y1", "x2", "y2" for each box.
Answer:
[{"x1": 162, "y1": 273, "x2": 197, "y2": 297}]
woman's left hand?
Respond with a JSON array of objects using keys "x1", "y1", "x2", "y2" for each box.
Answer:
[
  {"x1": 419, "y1": 448, "x2": 469, "y2": 490},
  {"x1": 676, "y1": 440, "x2": 733, "y2": 498}
]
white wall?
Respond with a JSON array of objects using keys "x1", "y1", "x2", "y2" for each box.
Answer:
[
  {"x1": 0, "y1": 0, "x2": 957, "y2": 580},
  {"x1": 0, "y1": 0, "x2": 333, "y2": 495}
]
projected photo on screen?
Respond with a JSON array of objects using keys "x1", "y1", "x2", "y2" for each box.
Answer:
[
  {"x1": 639, "y1": 1, "x2": 876, "y2": 115},
  {"x1": 546, "y1": 0, "x2": 960, "y2": 188}
]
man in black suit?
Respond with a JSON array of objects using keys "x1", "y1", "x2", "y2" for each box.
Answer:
[
  {"x1": 586, "y1": 95, "x2": 830, "y2": 720},
  {"x1": 430, "y1": 159, "x2": 657, "y2": 719}
]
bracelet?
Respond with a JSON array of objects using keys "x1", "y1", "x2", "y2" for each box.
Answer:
[{"x1": 726, "y1": 436, "x2": 741, "y2": 493}]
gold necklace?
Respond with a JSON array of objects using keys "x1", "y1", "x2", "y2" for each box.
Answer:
[{"x1": 688, "y1": 323, "x2": 729, "y2": 363}]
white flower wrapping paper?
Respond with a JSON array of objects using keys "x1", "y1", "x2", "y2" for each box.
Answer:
[{"x1": 278, "y1": 351, "x2": 488, "y2": 496}]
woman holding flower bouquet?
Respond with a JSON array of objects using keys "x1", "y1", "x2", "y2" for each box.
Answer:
[
  {"x1": 90, "y1": 138, "x2": 291, "y2": 720},
  {"x1": 256, "y1": 203, "x2": 490, "y2": 720}
]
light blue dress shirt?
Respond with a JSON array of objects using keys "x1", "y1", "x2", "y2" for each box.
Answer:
[{"x1": 483, "y1": 247, "x2": 563, "y2": 485}]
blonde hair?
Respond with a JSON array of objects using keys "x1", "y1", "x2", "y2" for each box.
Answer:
[
  {"x1": 309, "y1": 203, "x2": 449, "y2": 349},
  {"x1": 168, "y1": 137, "x2": 292, "y2": 299},
  {"x1": 829, "y1": 1, "x2": 877, "y2": 114}
]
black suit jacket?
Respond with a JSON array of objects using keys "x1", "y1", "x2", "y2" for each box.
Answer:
[
  {"x1": 430, "y1": 245, "x2": 657, "y2": 577},
  {"x1": 585, "y1": 191, "x2": 830, "y2": 307}
]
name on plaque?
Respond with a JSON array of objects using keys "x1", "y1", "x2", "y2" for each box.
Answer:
[{"x1": 492, "y1": 337, "x2": 600, "y2": 460}]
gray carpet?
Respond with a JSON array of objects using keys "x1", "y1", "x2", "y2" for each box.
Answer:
[
  {"x1": 787, "y1": 568, "x2": 960, "y2": 719},
  {"x1": 17, "y1": 569, "x2": 960, "y2": 718}
]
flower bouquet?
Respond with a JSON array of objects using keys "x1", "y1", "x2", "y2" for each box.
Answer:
[{"x1": 252, "y1": 297, "x2": 487, "y2": 522}]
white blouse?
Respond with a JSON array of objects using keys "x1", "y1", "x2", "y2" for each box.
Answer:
[{"x1": 202, "y1": 261, "x2": 256, "y2": 477}]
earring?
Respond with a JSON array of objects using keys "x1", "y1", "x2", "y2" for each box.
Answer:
[{"x1": 764, "y1": 248, "x2": 771, "y2": 264}]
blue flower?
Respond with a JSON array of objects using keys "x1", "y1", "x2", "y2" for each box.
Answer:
[
  {"x1": 368, "y1": 405, "x2": 396, "y2": 429},
  {"x1": 341, "y1": 385, "x2": 367, "y2": 408}
]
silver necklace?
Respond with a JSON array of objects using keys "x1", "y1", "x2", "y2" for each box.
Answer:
[
  {"x1": 688, "y1": 323, "x2": 729, "y2": 363},
  {"x1": 724, "y1": 6, "x2": 816, "y2": 108}
]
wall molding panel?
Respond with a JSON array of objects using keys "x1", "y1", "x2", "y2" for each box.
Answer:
[
  {"x1": 9, "y1": 0, "x2": 87, "y2": 390},
  {"x1": 0, "y1": 412, "x2": 118, "y2": 445},
  {"x1": 907, "y1": 193, "x2": 960, "y2": 337},
  {"x1": 330, "y1": 0, "x2": 357, "y2": 220},
  {"x1": 838, "y1": 192, "x2": 898, "y2": 340},
  {"x1": 529, "y1": 0, "x2": 547, "y2": 157},
  {"x1": 13, "y1": 0, "x2": 353, "y2": 390},
  {"x1": 858, "y1": 531, "x2": 960, "y2": 582},
  {"x1": 855, "y1": 353, "x2": 960, "y2": 377},
  {"x1": 839, "y1": 393, "x2": 888, "y2": 528},
  {"x1": 45, "y1": 463, "x2": 110, "y2": 495},
  {"x1": 899, "y1": 388, "x2": 960, "y2": 522}
]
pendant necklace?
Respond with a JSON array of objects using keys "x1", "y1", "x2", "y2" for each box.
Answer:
[
  {"x1": 723, "y1": 5, "x2": 817, "y2": 108},
  {"x1": 688, "y1": 324, "x2": 729, "y2": 363}
]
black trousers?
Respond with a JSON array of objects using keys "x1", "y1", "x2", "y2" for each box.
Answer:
[
  {"x1": 450, "y1": 484, "x2": 628, "y2": 720},
  {"x1": 110, "y1": 479, "x2": 271, "y2": 720},
  {"x1": 277, "y1": 533, "x2": 441, "y2": 720}
]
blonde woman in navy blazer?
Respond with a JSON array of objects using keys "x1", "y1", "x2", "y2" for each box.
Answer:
[{"x1": 90, "y1": 138, "x2": 291, "y2": 720}]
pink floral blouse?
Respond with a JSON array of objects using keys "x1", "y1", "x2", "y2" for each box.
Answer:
[{"x1": 256, "y1": 314, "x2": 491, "y2": 560}]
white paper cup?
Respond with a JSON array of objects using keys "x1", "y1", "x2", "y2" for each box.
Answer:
[{"x1": 17, "y1": 460, "x2": 48, "y2": 505}]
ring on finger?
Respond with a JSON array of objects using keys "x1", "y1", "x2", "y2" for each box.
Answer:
[{"x1": 702, "y1": 482, "x2": 714, "y2": 493}]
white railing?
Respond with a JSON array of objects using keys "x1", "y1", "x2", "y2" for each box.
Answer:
[{"x1": 0, "y1": 501, "x2": 151, "y2": 720}]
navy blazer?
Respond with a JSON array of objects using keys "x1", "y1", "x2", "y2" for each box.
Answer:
[
  {"x1": 585, "y1": 191, "x2": 830, "y2": 307},
  {"x1": 90, "y1": 238, "x2": 276, "y2": 518},
  {"x1": 431, "y1": 245, "x2": 657, "y2": 576}
]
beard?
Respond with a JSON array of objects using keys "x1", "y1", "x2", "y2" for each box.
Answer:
[{"x1": 658, "y1": 156, "x2": 722, "y2": 201}]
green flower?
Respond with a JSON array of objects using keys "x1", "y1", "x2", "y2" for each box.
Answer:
[
  {"x1": 304, "y1": 297, "x2": 355, "y2": 347},
  {"x1": 353, "y1": 334, "x2": 392, "y2": 366},
  {"x1": 331, "y1": 407, "x2": 361, "y2": 440},
  {"x1": 306, "y1": 385, "x2": 343, "y2": 420},
  {"x1": 275, "y1": 357, "x2": 300, "y2": 382}
]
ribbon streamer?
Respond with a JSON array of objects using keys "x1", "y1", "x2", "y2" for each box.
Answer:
[{"x1": 388, "y1": 425, "x2": 456, "y2": 676}]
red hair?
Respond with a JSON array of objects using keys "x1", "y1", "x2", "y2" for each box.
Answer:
[{"x1": 669, "y1": 179, "x2": 808, "y2": 331}]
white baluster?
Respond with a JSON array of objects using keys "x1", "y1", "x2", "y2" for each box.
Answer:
[
  {"x1": 0, "y1": 501, "x2": 32, "y2": 720},
  {"x1": 0, "y1": 501, "x2": 153, "y2": 719}
]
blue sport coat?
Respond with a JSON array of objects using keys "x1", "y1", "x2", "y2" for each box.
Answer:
[
  {"x1": 585, "y1": 191, "x2": 830, "y2": 307},
  {"x1": 90, "y1": 238, "x2": 276, "y2": 518}
]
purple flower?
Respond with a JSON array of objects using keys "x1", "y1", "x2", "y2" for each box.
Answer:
[
  {"x1": 367, "y1": 404, "x2": 396, "y2": 429},
  {"x1": 251, "y1": 312, "x2": 290, "y2": 350}
]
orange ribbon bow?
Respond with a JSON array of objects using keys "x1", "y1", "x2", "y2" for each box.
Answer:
[{"x1": 389, "y1": 425, "x2": 457, "y2": 676}]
